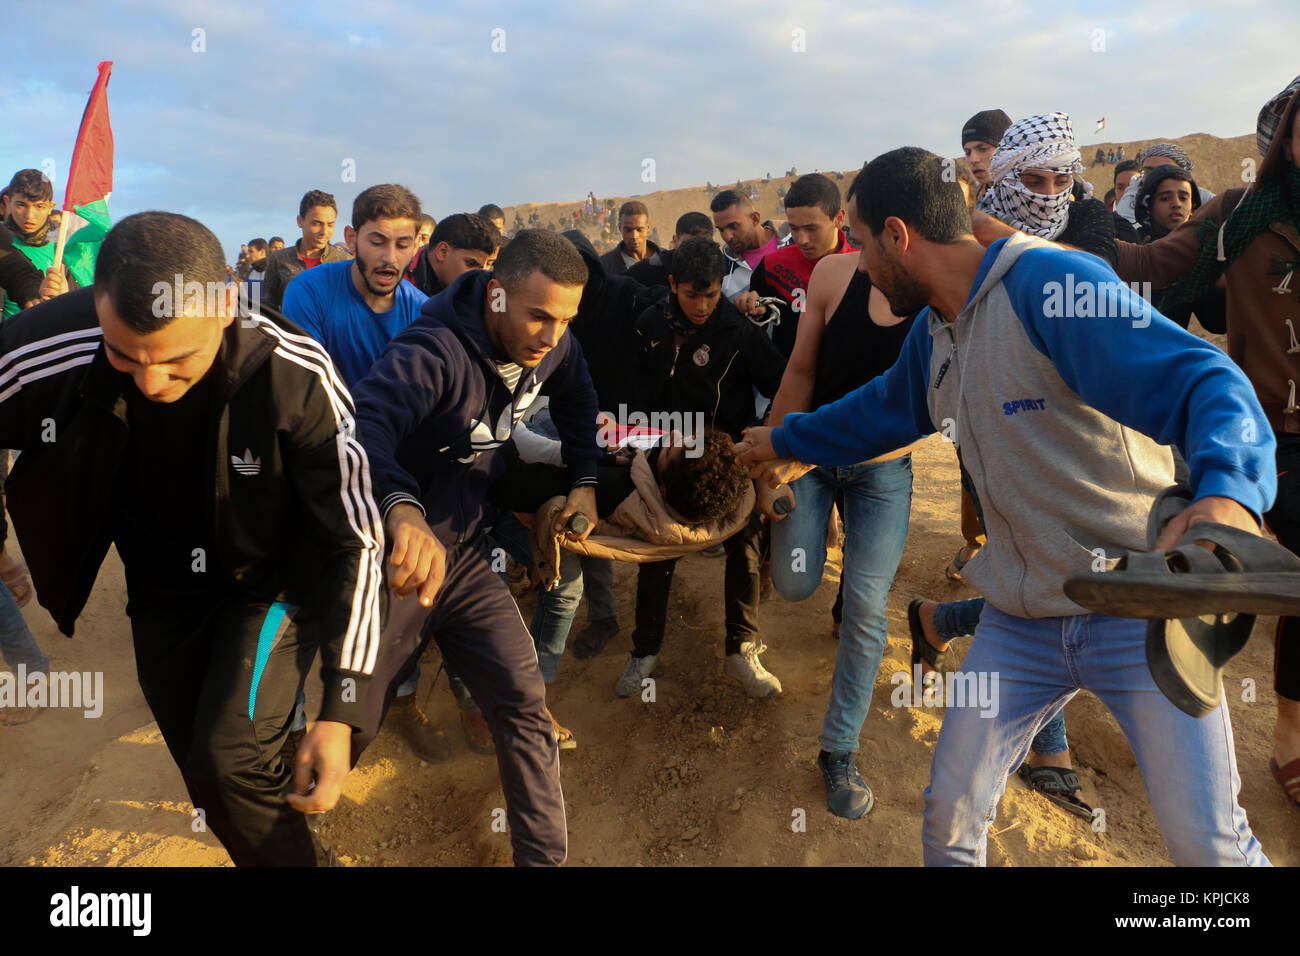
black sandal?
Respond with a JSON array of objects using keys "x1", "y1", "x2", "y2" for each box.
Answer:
[
  {"x1": 1065, "y1": 486, "x2": 1300, "y2": 619},
  {"x1": 1064, "y1": 486, "x2": 1295, "y2": 717},
  {"x1": 908, "y1": 599, "x2": 948, "y2": 684},
  {"x1": 1017, "y1": 764, "x2": 1094, "y2": 821}
]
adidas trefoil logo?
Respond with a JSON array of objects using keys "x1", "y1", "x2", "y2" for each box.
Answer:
[{"x1": 231, "y1": 448, "x2": 262, "y2": 476}]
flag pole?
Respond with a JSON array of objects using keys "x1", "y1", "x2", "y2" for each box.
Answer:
[{"x1": 50, "y1": 215, "x2": 71, "y2": 273}]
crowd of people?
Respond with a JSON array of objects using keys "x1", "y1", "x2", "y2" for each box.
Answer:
[{"x1": 1, "y1": 71, "x2": 1299, "y2": 867}]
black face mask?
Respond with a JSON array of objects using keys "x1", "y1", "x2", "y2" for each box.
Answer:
[{"x1": 5, "y1": 211, "x2": 52, "y2": 246}]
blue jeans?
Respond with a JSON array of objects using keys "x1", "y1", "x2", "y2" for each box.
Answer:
[
  {"x1": 771, "y1": 457, "x2": 913, "y2": 754},
  {"x1": 532, "y1": 549, "x2": 586, "y2": 683},
  {"x1": 933, "y1": 598, "x2": 1067, "y2": 754},
  {"x1": 0, "y1": 582, "x2": 47, "y2": 672},
  {"x1": 922, "y1": 604, "x2": 1268, "y2": 866}
]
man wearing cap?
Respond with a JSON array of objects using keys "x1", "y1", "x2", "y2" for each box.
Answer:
[{"x1": 961, "y1": 109, "x2": 1013, "y2": 200}]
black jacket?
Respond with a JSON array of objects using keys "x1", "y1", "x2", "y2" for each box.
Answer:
[
  {"x1": 1059, "y1": 197, "x2": 1119, "y2": 269},
  {"x1": 625, "y1": 248, "x2": 676, "y2": 290},
  {"x1": 0, "y1": 223, "x2": 43, "y2": 309},
  {"x1": 408, "y1": 246, "x2": 447, "y2": 298},
  {"x1": 0, "y1": 288, "x2": 385, "y2": 728},
  {"x1": 599, "y1": 240, "x2": 663, "y2": 277},
  {"x1": 563, "y1": 230, "x2": 659, "y2": 412},
  {"x1": 631, "y1": 295, "x2": 786, "y2": 440}
]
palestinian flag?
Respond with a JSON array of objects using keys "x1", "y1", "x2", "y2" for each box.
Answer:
[
  {"x1": 1095, "y1": 117, "x2": 1106, "y2": 133},
  {"x1": 56, "y1": 62, "x2": 113, "y2": 265}
]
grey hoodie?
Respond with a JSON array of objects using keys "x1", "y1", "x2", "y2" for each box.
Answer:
[{"x1": 774, "y1": 233, "x2": 1276, "y2": 617}]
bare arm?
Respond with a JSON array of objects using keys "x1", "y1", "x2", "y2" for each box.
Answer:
[{"x1": 767, "y1": 254, "x2": 855, "y2": 426}]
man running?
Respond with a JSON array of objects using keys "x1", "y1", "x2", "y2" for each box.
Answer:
[
  {"x1": 280, "y1": 183, "x2": 449, "y2": 761},
  {"x1": 350, "y1": 229, "x2": 600, "y2": 865},
  {"x1": 737, "y1": 146, "x2": 1271, "y2": 866},
  {"x1": 0, "y1": 211, "x2": 385, "y2": 865},
  {"x1": 760, "y1": 170, "x2": 917, "y2": 818}
]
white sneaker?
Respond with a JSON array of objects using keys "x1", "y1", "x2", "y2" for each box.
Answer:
[
  {"x1": 725, "y1": 641, "x2": 782, "y2": 698},
  {"x1": 616, "y1": 653, "x2": 659, "y2": 698}
]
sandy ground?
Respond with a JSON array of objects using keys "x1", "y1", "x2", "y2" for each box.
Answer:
[{"x1": 2, "y1": 434, "x2": 1297, "y2": 868}]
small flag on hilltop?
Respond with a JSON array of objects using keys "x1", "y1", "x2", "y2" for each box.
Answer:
[
  {"x1": 52, "y1": 61, "x2": 114, "y2": 272},
  {"x1": 1096, "y1": 117, "x2": 1106, "y2": 133}
]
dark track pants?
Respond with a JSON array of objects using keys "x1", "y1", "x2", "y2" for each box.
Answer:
[
  {"x1": 631, "y1": 510, "x2": 763, "y2": 657},
  {"x1": 131, "y1": 598, "x2": 327, "y2": 866},
  {"x1": 352, "y1": 544, "x2": 566, "y2": 866}
]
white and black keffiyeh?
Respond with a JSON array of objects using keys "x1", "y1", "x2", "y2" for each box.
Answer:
[
  {"x1": 977, "y1": 112, "x2": 1090, "y2": 241},
  {"x1": 1137, "y1": 142, "x2": 1194, "y2": 171}
]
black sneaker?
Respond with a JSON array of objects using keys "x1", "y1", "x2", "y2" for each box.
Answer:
[
  {"x1": 573, "y1": 617, "x2": 619, "y2": 659},
  {"x1": 817, "y1": 750, "x2": 874, "y2": 819}
]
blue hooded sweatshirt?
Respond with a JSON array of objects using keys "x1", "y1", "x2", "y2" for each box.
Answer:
[{"x1": 352, "y1": 269, "x2": 600, "y2": 548}]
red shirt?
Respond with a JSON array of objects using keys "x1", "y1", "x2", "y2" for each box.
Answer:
[
  {"x1": 758, "y1": 230, "x2": 854, "y2": 305},
  {"x1": 301, "y1": 256, "x2": 321, "y2": 269}
]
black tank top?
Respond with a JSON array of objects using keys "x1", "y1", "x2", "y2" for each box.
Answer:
[{"x1": 811, "y1": 268, "x2": 915, "y2": 409}]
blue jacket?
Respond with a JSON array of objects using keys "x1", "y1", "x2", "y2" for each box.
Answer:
[{"x1": 353, "y1": 269, "x2": 601, "y2": 547}]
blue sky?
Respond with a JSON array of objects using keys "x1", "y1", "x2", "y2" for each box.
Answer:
[{"x1": 0, "y1": 0, "x2": 1292, "y2": 261}]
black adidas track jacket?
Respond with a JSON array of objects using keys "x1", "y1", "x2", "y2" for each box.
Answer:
[{"x1": 0, "y1": 288, "x2": 386, "y2": 728}]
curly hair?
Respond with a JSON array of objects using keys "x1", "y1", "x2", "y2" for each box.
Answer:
[{"x1": 660, "y1": 429, "x2": 751, "y2": 524}]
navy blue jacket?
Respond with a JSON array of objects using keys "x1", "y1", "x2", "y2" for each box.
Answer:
[{"x1": 353, "y1": 269, "x2": 601, "y2": 547}]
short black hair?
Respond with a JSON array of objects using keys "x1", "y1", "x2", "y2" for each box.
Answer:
[
  {"x1": 1113, "y1": 159, "x2": 1141, "y2": 183},
  {"x1": 5, "y1": 169, "x2": 52, "y2": 203},
  {"x1": 674, "y1": 211, "x2": 714, "y2": 240},
  {"x1": 269, "y1": 235, "x2": 285, "y2": 245},
  {"x1": 784, "y1": 173, "x2": 841, "y2": 218},
  {"x1": 418, "y1": 213, "x2": 436, "y2": 232},
  {"x1": 853, "y1": 147, "x2": 970, "y2": 243},
  {"x1": 492, "y1": 228, "x2": 588, "y2": 292},
  {"x1": 618, "y1": 200, "x2": 648, "y2": 222},
  {"x1": 709, "y1": 189, "x2": 752, "y2": 214},
  {"x1": 660, "y1": 429, "x2": 751, "y2": 524},
  {"x1": 431, "y1": 212, "x2": 501, "y2": 255},
  {"x1": 668, "y1": 236, "x2": 725, "y2": 289},
  {"x1": 351, "y1": 183, "x2": 421, "y2": 231},
  {"x1": 248, "y1": 237, "x2": 268, "y2": 253},
  {"x1": 299, "y1": 189, "x2": 337, "y2": 218},
  {"x1": 94, "y1": 212, "x2": 227, "y2": 335},
  {"x1": 478, "y1": 203, "x2": 505, "y2": 221}
]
